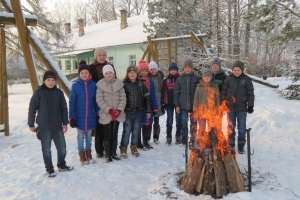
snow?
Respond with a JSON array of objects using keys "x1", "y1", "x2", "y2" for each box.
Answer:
[{"x1": 0, "y1": 78, "x2": 300, "y2": 200}]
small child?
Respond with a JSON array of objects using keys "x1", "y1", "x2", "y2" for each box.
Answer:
[
  {"x1": 69, "y1": 60, "x2": 99, "y2": 166},
  {"x1": 96, "y1": 65, "x2": 126, "y2": 163},
  {"x1": 120, "y1": 65, "x2": 152, "y2": 158},
  {"x1": 221, "y1": 60, "x2": 254, "y2": 154},
  {"x1": 138, "y1": 60, "x2": 158, "y2": 150},
  {"x1": 28, "y1": 70, "x2": 73, "y2": 177},
  {"x1": 148, "y1": 61, "x2": 164, "y2": 144},
  {"x1": 174, "y1": 59, "x2": 199, "y2": 145},
  {"x1": 161, "y1": 62, "x2": 181, "y2": 145},
  {"x1": 211, "y1": 57, "x2": 227, "y2": 92}
]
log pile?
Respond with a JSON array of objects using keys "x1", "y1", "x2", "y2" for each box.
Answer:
[{"x1": 178, "y1": 128, "x2": 245, "y2": 198}]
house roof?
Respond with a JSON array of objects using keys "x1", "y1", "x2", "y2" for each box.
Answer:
[{"x1": 67, "y1": 14, "x2": 150, "y2": 51}]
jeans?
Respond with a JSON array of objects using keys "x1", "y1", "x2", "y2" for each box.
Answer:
[
  {"x1": 77, "y1": 129, "x2": 92, "y2": 152},
  {"x1": 166, "y1": 104, "x2": 181, "y2": 138},
  {"x1": 180, "y1": 109, "x2": 195, "y2": 139},
  {"x1": 121, "y1": 111, "x2": 142, "y2": 147},
  {"x1": 40, "y1": 129, "x2": 66, "y2": 171},
  {"x1": 228, "y1": 111, "x2": 247, "y2": 147}
]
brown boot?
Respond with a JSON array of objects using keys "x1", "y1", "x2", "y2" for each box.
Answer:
[
  {"x1": 79, "y1": 151, "x2": 88, "y2": 166},
  {"x1": 130, "y1": 145, "x2": 140, "y2": 157},
  {"x1": 120, "y1": 146, "x2": 128, "y2": 159},
  {"x1": 85, "y1": 149, "x2": 96, "y2": 164}
]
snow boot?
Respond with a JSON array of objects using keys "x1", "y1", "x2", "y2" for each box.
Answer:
[
  {"x1": 58, "y1": 165, "x2": 74, "y2": 172},
  {"x1": 79, "y1": 151, "x2": 88, "y2": 166},
  {"x1": 153, "y1": 124, "x2": 160, "y2": 144},
  {"x1": 47, "y1": 170, "x2": 56, "y2": 177},
  {"x1": 111, "y1": 140, "x2": 120, "y2": 161},
  {"x1": 104, "y1": 141, "x2": 112, "y2": 163},
  {"x1": 175, "y1": 136, "x2": 181, "y2": 145},
  {"x1": 165, "y1": 137, "x2": 172, "y2": 146},
  {"x1": 238, "y1": 139, "x2": 246, "y2": 154},
  {"x1": 120, "y1": 146, "x2": 128, "y2": 159},
  {"x1": 137, "y1": 131, "x2": 146, "y2": 150},
  {"x1": 130, "y1": 145, "x2": 140, "y2": 157},
  {"x1": 142, "y1": 126, "x2": 153, "y2": 149},
  {"x1": 85, "y1": 149, "x2": 95, "y2": 164}
]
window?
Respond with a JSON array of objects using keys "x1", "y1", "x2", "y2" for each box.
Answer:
[
  {"x1": 57, "y1": 60, "x2": 61, "y2": 69},
  {"x1": 130, "y1": 55, "x2": 136, "y2": 65},
  {"x1": 65, "y1": 60, "x2": 70, "y2": 71},
  {"x1": 108, "y1": 57, "x2": 114, "y2": 65},
  {"x1": 74, "y1": 60, "x2": 78, "y2": 70}
]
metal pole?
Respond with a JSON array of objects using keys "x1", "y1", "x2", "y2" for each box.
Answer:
[{"x1": 246, "y1": 128, "x2": 252, "y2": 192}]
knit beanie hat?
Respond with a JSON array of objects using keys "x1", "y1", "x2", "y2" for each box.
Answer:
[
  {"x1": 127, "y1": 65, "x2": 138, "y2": 74},
  {"x1": 232, "y1": 60, "x2": 245, "y2": 71},
  {"x1": 183, "y1": 59, "x2": 193, "y2": 69},
  {"x1": 211, "y1": 57, "x2": 221, "y2": 68},
  {"x1": 94, "y1": 47, "x2": 107, "y2": 59},
  {"x1": 168, "y1": 62, "x2": 178, "y2": 71},
  {"x1": 43, "y1": 70, "x2": 56, "y2": 82},
  {"x1": 202, "y1": 68, "x2": 213, "y2": 77},
  {"x1": 138, "y1": 60, "x2": 149, "y2": 73},
  {"x1": 149, "y1": 61, "x2": 158, "y2": 71},
  {"x1": 78, "y1": 60, "x2": 90, "y2": 74},
  {"x1": 103, "y1": 65, "x2": 114, "y2": 75}
]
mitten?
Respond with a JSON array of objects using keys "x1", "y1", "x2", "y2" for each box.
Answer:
[
  {"x1": 247, "y1": 106, "x2": 254, "y2": 114},
  {"x1": 109, "y1": 109, "x2": 116, "y2": 121},
  {"x1": 113, "y1": 110, "x2": 121, "y2": 118},
  {"x1": 153, "y1": 109, "x2": 158, "y2": 113},
  {"x1": 69, "y1": 119, "x2": 77, "y2": 128}
]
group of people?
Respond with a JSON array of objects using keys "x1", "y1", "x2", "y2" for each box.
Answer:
[{"x1": 27, "y1": 47, "x2": 254, "y2": 178}]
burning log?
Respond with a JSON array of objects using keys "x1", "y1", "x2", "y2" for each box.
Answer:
[
  {"x1": 184, "y1": 158, "x2": 205, "y2": 194},
  {"x1": 224, "y1": 155, "x2": 245, "y2": 192}
]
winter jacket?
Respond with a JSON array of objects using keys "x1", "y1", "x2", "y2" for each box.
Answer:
[
  {"x1": 161, "y1": 72, "x2": 179, "y2": 105},
  {"x1": 90, "y1": 60, "x2": 117, "y2": 82},
  {"x1": 221, "y1": 73, "x2": 254, "y2": 112},
  {"x1": 213, "y1": 68, "x2": 227, "y2": 92},
  {"x1": 149, "y1": 74, "x2": 164, "y2": 117},
  {"x1": 193, "y1": 82, "x2": 220, "y2": 115},
  {"x1": 96, "y1": 77, "x2": 126, "y2": 124},
  {"x1": 173, "y1": 72, "x2": 200, "y2": 111},
  {"x1": 123, "y1": 78, "x2": 152, "y2": 113},
  {"x1": 140, "y1": 76, "x2": 158, "y2": 125},
  {"x1": 28, "y1": 84, "x2": 68, "y2": 131},
  {"x1": 69, "y1": 76, "x2": 99, "y2": 131}
]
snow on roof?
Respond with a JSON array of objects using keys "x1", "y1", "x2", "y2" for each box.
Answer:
[{"x1": 67, "y1": 14, "x2": 150, "y2": 51}]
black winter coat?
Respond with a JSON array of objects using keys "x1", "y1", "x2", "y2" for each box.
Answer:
[
  {"x1": 28, "y1": 84, "x2": 68, "y2": 131},
  {"x1": 173, "y1": 72, "x2": 200, "y2": 111},
  {"x1": 123, "y1": 79, "x2": 152, "y2": 113},
  {"x1": 221, "y1": 74, "x2": 254, "y2": 112},
  {"x1": 161, "y1": 73, "x2": 179, "y2": 105},
  {"x1": 90, "y1": 60, "x2": 116, "y2": 83}
]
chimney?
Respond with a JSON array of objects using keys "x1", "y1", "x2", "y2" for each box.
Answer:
[
  {"x1": 78, "y1": 19, "x2": 84, "y2": 37},
  {"x1": 64, "y1": 23, "x2": 71, "y2": 35},
  {"x1": 147, "y1": 3, "x2": 154, "y2": 18},
  {"x1": 120, "y1": 10, "x2": 127, "y2": 29}
]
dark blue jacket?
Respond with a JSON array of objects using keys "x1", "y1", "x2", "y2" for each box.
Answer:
[
  {"x1": 161, "y1": 73, "x2": 179, "y2": 105},
  {"x1": 141, "y1": 78, "x2": 158, "y2": 125},
  {"x1": 69, "y1": 77, "x2": 99, "y2": 131},
  {"x1": 28, "y1": 84, "x2": 68, "y2": 131}
]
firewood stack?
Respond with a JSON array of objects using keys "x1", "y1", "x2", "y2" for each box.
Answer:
[{"x1": 178, "y1": 128, "x2": 245, "y2": 198}]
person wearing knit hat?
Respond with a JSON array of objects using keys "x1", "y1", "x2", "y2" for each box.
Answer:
[
  {"x1": 168, "y1": 62, "x2": 179, "y2": 72},
  {"x1": 103, "y1": 64, "x2": 115, "y2": 75},
  {"x1": 183, "y1": 59, "x2": 193, "y2": 69},
  {"x1": 94, "y1": 47, "x2": 107, "y2": 60},
  {"x1": 149, "y1": 61, "x2": 159, "y2": 71},
  {"x1": 202, "y1": 68, "x2": 213, "y2": 78},
  {"x1": 210, "y1": 57, "x2": 227, "y2": 92},
  {"x1": 43, "y1": 70, "x2": 56, "y2": 82},
  {"x1": 221, "y1": 60, "x2": 254, "y2": 154},
  {"x1": 138, "y1": 60, "x2": 149, "y2": 73},
  {"x1": 69, "y1": 60, "x2": 99, "y2": 166}
]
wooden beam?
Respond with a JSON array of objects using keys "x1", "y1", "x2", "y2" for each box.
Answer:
[
  {"x1": 166, "y1": 33, "x2": 171, "y2": 65},
  {"x1": 174, "y1": 40, "x2": 178, "y2": 63},
  {"x1": 154, "y1": 35, "x2": 158, "y2": 64},
  {"x1": 0, "y1": 13, "x2": 37, "y2": 26},
  {"x1": 0, "y1": 26, "x2": 3, "y2": 125},
  {"x1": 10, "y1": 0, "x2": 39, "y2": 92},
  {"x1": 143, "y1": 33, "x2": 207, "y2": 43},
  {"x1": 147, "y1": 35, "x2": 155, "y2": 61},
  {"x1": 189, "y1": 30, "x2": 208, "y2": 58},
  {"x1": 141, "y1": 45, "x2": 149, "y2": 60},
  {"x1": 0, "y1": 25, "x2": 9, "y2": 136}
]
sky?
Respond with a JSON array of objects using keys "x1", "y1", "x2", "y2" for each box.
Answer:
[{"x1": 0, "y1": 77, "x2": 299, "y2": 199}]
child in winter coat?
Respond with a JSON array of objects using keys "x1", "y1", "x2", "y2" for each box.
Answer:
[
  {"x1": 120, "y1": 65, "x2": 152, "y2": 158},
  {"x1": 161, "y1": 62, "x2": 181, "y2": 145},
  {"x1": 69, "y1": 60, "x2": 99, "y2": 166},
  {"x1": 211, "y1": 57, "x2": 227, "y2": 93},
  {"x1": 137, "y1": 60, "x2": 158, "y2": 150},
  {"x1": 221, "y1": 60, "x2": 254, "y2": 154},
  {"x1": 28, "y1": 71, "x2": 73, "y2": 177},
  {"x1": 193, "y1": 68, "x2": 220, "y2": 149},
  {"x1": 148, "y1": 61, "x2": 164, "y2": 144},
  {"x1": 174, "y1": 59, "x2": 200, "y2": 145},
  {"x1": 96, "y1": 65, "x2": 126, "y2": 163}
]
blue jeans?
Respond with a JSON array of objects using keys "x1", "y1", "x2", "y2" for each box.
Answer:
[
  {"x1": 228, "y1": 111, "x2": 247, "y2": 147},
  {"x1": 40, "y1": 129, "x2": 66, "y2": 172},
  {"x1": 166, "y1": 104, "x2": 181, "y2": 138},
  {"x1": 77, "y1": 129, "x2": 92, "y2": 152},
  {"x1": 180, "y1": 109, "x2": 195, "y2": 139},
  {"x1": 121, "y1": 111, "x2": 142, "y2": 147}
]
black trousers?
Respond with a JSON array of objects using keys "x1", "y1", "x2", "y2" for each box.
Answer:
[
  {"x1": 95, "y1": 123, "x2": 104, "y2": 155},
  {"x1": 103, "y1": 121, "x2": 120, "y2": 141}
]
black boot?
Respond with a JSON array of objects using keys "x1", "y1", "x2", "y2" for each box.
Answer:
[
  {"x1": 104, "y1": 141, "x2": 112, "y2": 163},
  {"x1": 137, "y1": 131, "x2": 145, "y2": 150},
  {"x1": 111, "y1": 140, "x2": 120, "y2": 160},
  {"x1": 238, "y1": 138, "x2": 246, "y2": 154},
  {"x1": 143, "y1": 126, "x2": 153, "y2": 149},
  {"x1": 153, "y1": 124, "x2": 160, "y2": 144}
]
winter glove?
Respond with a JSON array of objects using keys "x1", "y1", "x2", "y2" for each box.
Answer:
[
  {"x1": 113, "y1": 110, "x2": 121, "y2": 118},
  {"x1": 69, "y1": 119, "x2": 77, "y2": 128},
  {"x1": 153, "y1": 109, "x2": 158, "y2": 114},
  {"x1": 247, "y1": 106, "x2": 254, "y2": 114}
]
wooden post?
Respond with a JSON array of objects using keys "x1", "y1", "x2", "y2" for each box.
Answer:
[
  {"x1": 153, "y1": 35, "x2": 159, "y2": 64},
  {"x1": 166, "y1": 33, "x2": 171, "y2": 65},
  {"x1": 189, "y1": 30, "x2": 209, "y2": 58},
  {"x1": 141, "y1": 45, "x2": 149, "y2": 60},
  {"x1": 174, "y1": 40, "x2": 178, "y2": 63},
  {"x1": 0, "y1": 25, "x2": 9, "y2": 136},
  {"x1": 147, "y1": 36, "x2": 156, "y2": 61},
  {"x1": 11, "y1": 0, "x2": 39, "y2": 92},
  {"x1": 0, "y1": 26, "x2": 3, "y2": 126}
]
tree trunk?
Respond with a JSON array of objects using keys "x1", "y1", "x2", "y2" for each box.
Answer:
[
  {"x1": 227, "y1": 0, "x2": 232, "y2": 59},
  {"x1": 245, "y1": 0, "x2": 251, "y2": 58},
  {"x1": 233, "y1": 0, "x2": 240, "y2": 59}
]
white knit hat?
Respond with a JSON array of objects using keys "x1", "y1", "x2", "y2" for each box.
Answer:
[
  {"x1": 103, "y1": 65, "x2": 114, "y2": 75},
  {"x1": 149, "y1": 61, "x2": 158, "y2": 70}
]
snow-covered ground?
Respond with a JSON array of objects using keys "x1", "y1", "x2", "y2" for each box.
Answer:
[{"x1": 0, "y1": 77, "x2": 299, "y2": 200}]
